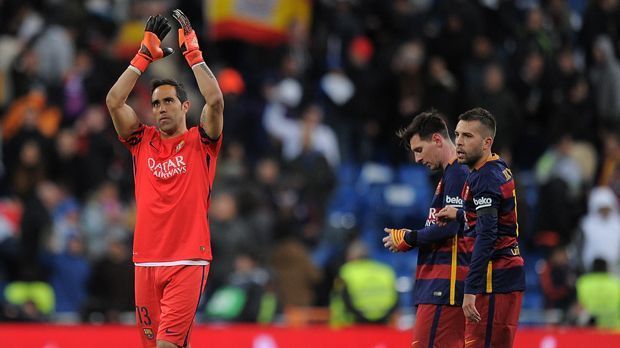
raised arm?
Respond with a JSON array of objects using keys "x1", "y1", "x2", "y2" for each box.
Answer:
[
  {"x1": 106, "y1": 69, "x2": 141, "y2": 139},
  {"x1": 106, "y1": 15, "x2": 174, "y2": 139},
  {"x1": 172, "y1": 9, "x2": 224, "y2": 139}
]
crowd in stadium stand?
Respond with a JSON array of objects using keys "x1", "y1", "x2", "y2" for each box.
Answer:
[{"x1": 1, "y1": 0, "x2": 620, "y2": 328}]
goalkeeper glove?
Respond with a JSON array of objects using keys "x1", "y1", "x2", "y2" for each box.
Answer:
[
  {"x1": 130, "y1": 14, "x2": 174, "y2": 74},
  {"x1": 172, "y1": 9, "x2": 205, "y2": 68},
  {"x1": 385, "y1": 228, "x2": 415, "y2": 252}
]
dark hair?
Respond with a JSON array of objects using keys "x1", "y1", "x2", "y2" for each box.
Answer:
[
  {"x1": 592, "y1": 258, "x2": 608, "y2": 273},
  {"x1": 396, "y1": 109, "x2": 450, "y2": 145},
  {"x1": 458, "y1": 107, "x2": 496, "y2": 138},
  {"x1": 151, "y1": 78, "x2": 188, "y2": 103}
]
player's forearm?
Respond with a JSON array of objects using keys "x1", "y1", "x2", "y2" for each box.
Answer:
[
  {"x1": 464, "y1": 214, "x2": 498, "y2": 294},
  {"x1": 106, "y1": 68, "x2": 140, "y2": 109},
  {"x1": 193, "y1": 62, "x2": 223, "y2": 106},
  {"x1": 414, "y1": 221, "x2": 460, "y2": 245},
  {"x1": 106, "y1": 69, "x2": 141, "y2": 138},
  {"x1": 194, "y1": 63, "x2": 224, "y2": 138}
]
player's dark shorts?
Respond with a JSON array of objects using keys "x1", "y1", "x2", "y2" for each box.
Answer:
[
  {"x1": 135, "y1": 264, "x2": 209, "y2": 348},
  {"x1": 464, "y1": 291, "x2": 523, "y2": 348},
  {"x1": 412, "y1": 304, "x2": 465, "y2": 347}
]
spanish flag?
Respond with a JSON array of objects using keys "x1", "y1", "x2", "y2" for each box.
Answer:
[{"x1": 206, "y1": 0, "x2": 311, "y2": 46}]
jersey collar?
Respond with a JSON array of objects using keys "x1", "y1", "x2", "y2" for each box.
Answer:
[{"x1": 473, "y1": 153, "x2": 500, "y2": 171}]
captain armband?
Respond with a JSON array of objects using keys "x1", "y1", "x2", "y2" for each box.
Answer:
[{"x1": 477, "y1": 207, "x2": 498, "y2": 217}]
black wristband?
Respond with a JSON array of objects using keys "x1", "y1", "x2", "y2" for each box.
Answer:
[
  {"x1": 456, "y1": 209, "x2": 465, "y2": 224},
  {"x1": 404, "y1": 230, "x2": 418, "y2": 246}
]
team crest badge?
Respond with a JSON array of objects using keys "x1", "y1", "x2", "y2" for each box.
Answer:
[
  {"x1": 174, "y1": 140, "x2": 185, "y2": 154},
  {"x1": 144, "y1": 328, "x2": 154, "y2": 340}
]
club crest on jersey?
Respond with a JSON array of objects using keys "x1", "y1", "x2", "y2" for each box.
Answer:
[
  {"x1": 463, "y1": 185, "x2": 471, "y2": 200},
  {"x1": 143, "y1": 328, "x2": 154, "y2": 340},
  {"x1": 174, "y1": 140, "x2": 185, "y2": 154}
]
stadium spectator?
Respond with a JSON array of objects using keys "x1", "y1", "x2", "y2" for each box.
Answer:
[
  {"x1": 538, "y1": 247, "x2": 577, "y2": 319},
  {"x1": 47, "y1": 235, "x2": 90, "y2": 316},
  {"x1": 577, "y1": 186, "x2": 620, "y2": 272},
  {"x1": 576, "y1": 258, "x2": 620, "y2": 329},
  {"x1": 330, "y1": 239, "x2": 397, "y2": 326},
  {"x1": 469, "y1": 63, "x2": 520, "y2": 160},
  {"x1": 82, "y1": 236, "x2": 134, "y2": 323},
  {"x1": 590, "y1": 35, "x2": 620, "y2": 126},
  {"x1": 205, "y1": 251, "x2": 276, "y2": 323},
  {"x1": 262, "y1": 101, "x2": 340, "y2": 168},
  {"x1": 269, "y1": 220, "x2": 322, "y2": 308}
]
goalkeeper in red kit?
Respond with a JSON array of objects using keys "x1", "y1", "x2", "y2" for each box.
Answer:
[{"x1": 105, "y1": 10, "x2": 223, "y2": 348}]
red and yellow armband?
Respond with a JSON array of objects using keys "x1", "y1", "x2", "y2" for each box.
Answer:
[{"x1": 387, "y1": 228, "x2": 414, "y2": 252}]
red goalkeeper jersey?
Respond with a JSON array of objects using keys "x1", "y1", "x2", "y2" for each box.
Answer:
[{"x1": 121, "y1": 125, "x2": 221, "y2": 263}]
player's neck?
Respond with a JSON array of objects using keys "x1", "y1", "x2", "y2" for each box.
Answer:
[
  {"x1": 472, "y1": 151, "x2": 493, "y2": 170},
  {"x1": 160, "y1": 125, "x2": 188, "y2": 139},
  {"x1": 441, "y1": 144, "x2": 458, "y2": 170}
]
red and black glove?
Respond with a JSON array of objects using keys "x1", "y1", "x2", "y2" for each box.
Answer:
[
  {"x1": 130, "y1": 14, "x2": 174, "y2": 74},
  {"x1": 172, "y1": 9, "x2": 205, "y2": 68},
  {"x1": 385, "y1": 228, "x2": 414, "y2": 252}
]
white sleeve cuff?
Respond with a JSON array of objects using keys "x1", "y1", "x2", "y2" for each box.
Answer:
[{"x1": 128, "y1": 65, "x2": 142, "y2": 76}]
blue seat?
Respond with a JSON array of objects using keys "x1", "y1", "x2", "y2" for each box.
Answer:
[
  {"x1": 396, "y1": 165, "x2": 431, "y2": 189},
  {"x1": 336, "y1": 162, "x2": 361, "y2": 186}
]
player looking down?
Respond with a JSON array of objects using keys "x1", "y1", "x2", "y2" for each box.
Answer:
[{"x1": 383, "y1": 110, "x2": 469, "y2": 347}]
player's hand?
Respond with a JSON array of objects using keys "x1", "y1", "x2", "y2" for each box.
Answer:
[
  {"x1": 130, "y1": 15, "x2": 174, "y2": 73},
  {"x1": 436, "y1": 206, "x2": 458, "y2": 226},
  {"x1": 463, "y1": 294, "x2": 481, "y2": 323},
  {"x1": 172, "y1": 9, "x2": 204, "y2": 67},
  {"x1": 383, "y1": 228, "x2": 413, "y2": 252}
]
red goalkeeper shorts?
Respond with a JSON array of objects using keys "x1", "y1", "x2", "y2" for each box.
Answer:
[
  {"x1": 412, "y1": 304, "x2": 465, "y2": 347},
  {"x1": 135, "y1": 264, "x2": 209, "y2": 348},
  {"x1": 464, "y1": 291, "x2": 523, "y2": 348}
]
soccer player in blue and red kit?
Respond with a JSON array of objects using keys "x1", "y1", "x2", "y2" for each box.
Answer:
[
  {"x1": 437, "y1": 108, "x2": 525, "y2": 348},
  {"x1": 382, "y1": 110, "x2": 469, "y2": 347},
  {"x1": 106, "y1": 10, "x2": 223, "y2": 348}
]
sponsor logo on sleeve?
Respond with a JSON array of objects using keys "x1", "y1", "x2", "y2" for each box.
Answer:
[
  {"x1": 445, "y1": 195, "x2": 463, "y2": 207},
  {"x1": 473, "y1": 197, "x2": 493, "y2": 209}
]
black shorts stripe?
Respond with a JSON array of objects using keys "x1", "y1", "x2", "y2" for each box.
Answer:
[
  {"x1": 428, "y1": 305, "x2": 442, "y2": 348},
  {"x1": 182, "y1": 265, "x2": 206, "y2": 348},
  {"x1": 485, "y1": 294, "x2": 496, "y2": 348}
]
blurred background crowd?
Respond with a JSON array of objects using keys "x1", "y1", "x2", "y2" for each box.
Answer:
[{"x1": 1, "y1": 0, "x2": 620, "y2": 329}]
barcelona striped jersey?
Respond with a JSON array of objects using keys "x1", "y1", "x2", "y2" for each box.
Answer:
[
  {"x1": 462, "y1": 154, "x2": 525, "y2": 294},
  {"x1": 413, "y1": 159, "x2": 469, "y2": 306}
]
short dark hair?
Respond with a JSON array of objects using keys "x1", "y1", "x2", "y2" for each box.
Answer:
[
  {"x1": 458, "y1": 107, "x2": 496, "y2": 138},
  {"x1": 396, "y1": 109, "x2": 450, "y2": 145},
  {"x1": 151, "y1": 78, "x2": 188, "y2": 103},
  {"x1": 592, "y1": 258, "x2": 608, "y2": 273}
]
